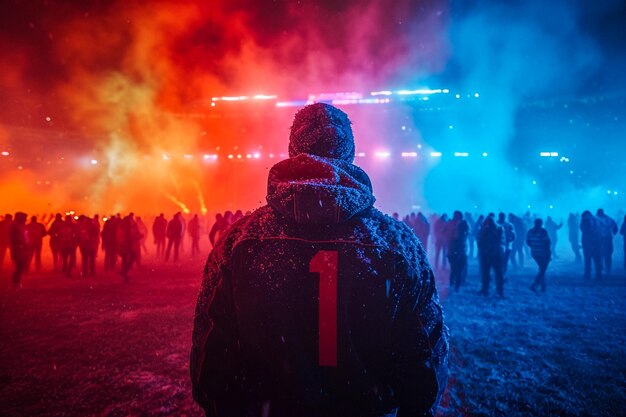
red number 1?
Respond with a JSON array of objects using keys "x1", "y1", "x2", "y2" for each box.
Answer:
[{"x1": 309, "y1": 250, "x2": 338, "y2": 367}]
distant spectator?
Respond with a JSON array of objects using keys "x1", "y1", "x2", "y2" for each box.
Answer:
[
  {"x1": 580, "y1": 210, "x2": 602, "y2": 280},
  {"x1": 0, "y1": 213, "x2": 13, "y2": 271},
  {"x1": 596, "y1": 209, "x2": 618, "y2": 276},
  {"x1": 544, "y1": 217, "x2": 563, "y2": 259},
  {"x1": 477, "y1": 216, "x2": 506, "y2": 297},
  {"x1": 9, "y1": 212, "x2": 29, "y2": 288},
  {"x1": 152, "y1": 213, "x2": 167, "y2": 258},
  {"x1": 526, "y1": 218, "x2": 551, "y2": 293},
  {"x1": 619, "y1": 216, "x2": 626, "y2": 269},
  {"x1": 26, "y1": 215, "x2": 47, "y2": 272}
]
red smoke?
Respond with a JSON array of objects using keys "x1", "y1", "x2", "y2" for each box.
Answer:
[{"x1": 0, "y1": 0, "x2": 449, "y2": 215}]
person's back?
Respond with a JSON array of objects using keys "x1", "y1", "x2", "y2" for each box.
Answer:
[{"x1": 191, "y1": 103, "x2": 448, "y2": 417}]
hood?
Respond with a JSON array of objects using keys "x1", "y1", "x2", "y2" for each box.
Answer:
[{"x1": 267, "y1": 153, "x2": 375, "y2": 224}]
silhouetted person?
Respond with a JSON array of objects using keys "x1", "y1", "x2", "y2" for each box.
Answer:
[
  {"x1": 101, "y1": 215, "x2": 119, "y2": 273},
  {"x1": 567, "y1": 213, "x2": 582, "y2": 262},
  {"x1": 414, "y1": 211, "x2": 430, "y2": 252},
  {"x1": 164, "y1": 212, "x2": 182, "y2": 262},
  {"x1": 619, "y1": 216, "x2": 626, "y2": 269},
  {"x1": 118, "y1": 213, "x2": 141, "y2": 281},
  {"x1": 191, "y1": 103, "x2": 448, "y2": 417},
  {"x1": 135, "y1": 216, "x2": 148, "y2": 264},
  {"x1": 522, "y1": 211, "x2": 533, "y2": 258},
  {"x1": 208, "y1": 213, "x2": 226, "y2": 248},
  {"x1": 9, "y1": 212, "x2": 29, "y2": 288},
  {"x1": 473, "y1": 214, "x2": 485, "y2": 260},
  {"x1": 447, "y1": 211, "x2": 469, "y2": 292},
  {"x1": 465, "y1": 212, "x2": 476, "y2": 259},
  {"x1": 497, "y1": 212, "x2": 515, "y2": 276},
  {"x1": 434, "y1": 213, "x2": 449, "y2": 269},
  {"x1": 59, "y1": 215, "x2": 78, "y2": 278},
  {"x1": 596, "y1": 209, "x2": 618, "y2": 276},
  {"x1": 544, "y1": 217, "x2": 562, "y2": 259},
  {"x1": 509, "y1": 213, "x2": 526, "y2": 269},
  {"x1": 188, "y1": 214, "x2": 201, "y2": 258},
  {"x1": 152, "y1": 213, "x2": 167, "y2": 258},
  {"x1": 580, "y1": 210, "x2": 602, "y2": 280},
  {"x1": 477, "y1": 216, "x2": 505, "y2": 297},
  {"x1": 77, "y1": 215, "x2": 99, "y2": 277},
  {"x1": 0, "y1": 213, "x2": 13, "y2": 271},
  {"x1": 26, "y1": 215, "x2": 47, "y2": 272},
  {"x1": 526, "y1": 218, "x2": 551, "y2": 293},
  {"x1": 48, "y1": 213, "x2": 64, "y2": 271}
]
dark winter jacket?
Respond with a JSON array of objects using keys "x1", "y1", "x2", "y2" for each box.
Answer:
[
  {"x1": 580, "y1": 212, "x2": 600, "y2": 248},
  {"x1": 477, "y1": 218, "x2": 505, "y2": 258},
  {"x1": 191, "y1": 154, "x2": 448, "y2": 417}
]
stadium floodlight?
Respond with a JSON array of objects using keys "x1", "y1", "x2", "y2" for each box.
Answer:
[
  {"x1": 253, "y1": 153, "x2": 261, "y2": 159},
  {"x1": 454, "y1": 152, "x2": 469, "y2": 157},
  {"x1": 430, "y1": 152, "x2": 442, "y2": 157},
  {"x1": 370, "y1": 90, "x2": 393, "y2": 96},
  {"x1": 398, "y1": 89, "x2": 442, "y2": 95},
  {"x1": 374, "y1": 151, "x2": 391, "y2": 158},
  {"x1": 539, "y1": 152, "x2": 551, "y2": 157},
  {"x1": 550, "y1": 152, "x2": 559, "y2": 157},
  {"x1": 401, "y1": 152, "x2": 418, "y2": 158},
  {"x1": 276, "y1": 100, "x2": 309, "y2": 107},
  {"x1": 253, "y1": 95, "x2": 277, "y2": 100}
]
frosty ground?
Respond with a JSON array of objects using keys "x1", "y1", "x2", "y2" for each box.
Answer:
[{"x1": 0, "y1": 254, "x2": 624, "y2": 417}]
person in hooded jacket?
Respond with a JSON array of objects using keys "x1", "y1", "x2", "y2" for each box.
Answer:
[
  {"x1": 414, "y1": 212, "x2": 430, "y2": 253},
  {"x1": 567, "y1": 213, "x2": 582, "y2": 262},
  {"x1": 191, "y1": 103, "x2": 448, "y2": 417}
]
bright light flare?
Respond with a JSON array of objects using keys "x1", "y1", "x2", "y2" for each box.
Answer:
[
  {"x1": 374, "y1": 151, "x2": 391, "y2": 158},
  {"x1": 430, "y1": 152, "x2": 442, "y2": 157},
  {"x1": 1, "y1": 151, "x2": 9, "y2": 156},
  {"x1": 253, "y1": 94, "x2": 277, "y2": 100},
  {"x1": 401, "y1": 152, "x2": 418, "y2": 158},
  {"x1": 454, "y1": 152, "x2": 469, "y2": 157}
]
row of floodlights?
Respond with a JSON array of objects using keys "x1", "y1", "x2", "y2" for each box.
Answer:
[{"x1": 209, "y1": 88, "x2": 481, "y2": 108}]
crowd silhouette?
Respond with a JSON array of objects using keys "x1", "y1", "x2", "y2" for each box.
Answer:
[{"x1": 0, "y1": 207, "x2": 624, "y2": 291}]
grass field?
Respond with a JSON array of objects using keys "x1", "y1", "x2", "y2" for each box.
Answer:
[{"x1": 1, "y1": 253, "x2": 624, "y2": 417}]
